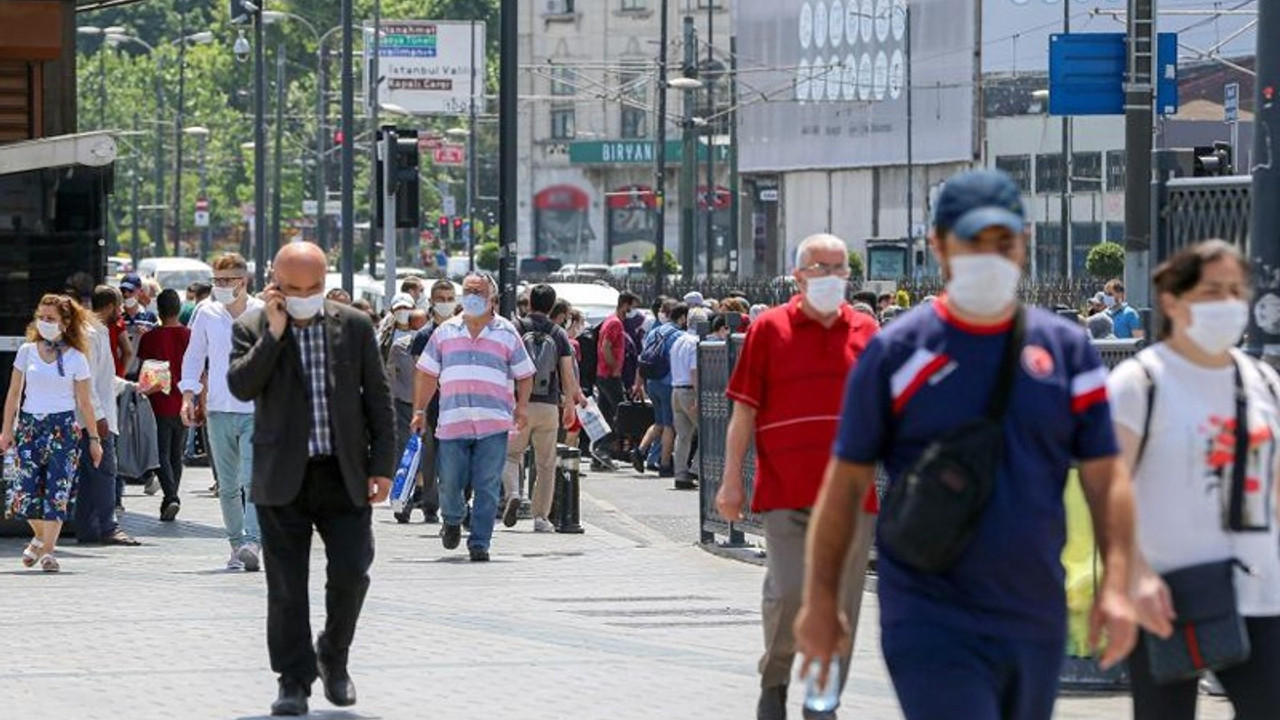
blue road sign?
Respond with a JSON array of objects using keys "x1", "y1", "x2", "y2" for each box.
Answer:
[
  {"x1": 1225, "y1": 82, "x2": 1240, "y2": 122},
  {"x1": 1049, "y1": 32, "x2": 1179, "y2": 116}
]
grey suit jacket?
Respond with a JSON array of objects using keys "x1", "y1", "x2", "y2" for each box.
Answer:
[{"x1": 227, "y1": 301, "x2": 395, "y2": 507}]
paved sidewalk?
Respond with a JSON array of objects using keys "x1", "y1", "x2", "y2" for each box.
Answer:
[{"x1": 0, "y1": 466, "x2": 1231, "y2": 719}]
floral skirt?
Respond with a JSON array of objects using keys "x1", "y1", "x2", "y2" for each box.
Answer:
[{"x1": 6, "y1": 411, "x2": 80, "y2": 522}]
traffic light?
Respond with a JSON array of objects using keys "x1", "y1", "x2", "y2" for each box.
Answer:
[
  {"x1": 439, "y1": 215, "x2": 451, "y2": 242},
  {"x1": 453, "y1": 217, "x2": 464, "y2": 242},
  {"x1": 375, "y1": 126, "x2": 421, "y2": 229},
  {"x1": 1194, "y1": 142, "x2": 1234, "y2": 177}
]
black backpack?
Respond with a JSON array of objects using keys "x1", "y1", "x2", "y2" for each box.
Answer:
[
  {"x1": 521, "y1": 320, "x2": 560, "y2": 397},
  {"x1": 637, "y1": 324, "x2": 678, "y2": 381}
]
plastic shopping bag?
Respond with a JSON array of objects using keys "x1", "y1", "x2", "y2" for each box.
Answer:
[
  {"x1": 579, "y1": 397, "x2": 611, "y2": 444},
  {"x1": 390, "y1": 434, "x2": 423, "y2": 511},
  {"x1": 139, "y1": 359, "x2": 172, "y2": 395}
]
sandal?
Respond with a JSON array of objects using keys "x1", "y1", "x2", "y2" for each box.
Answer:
[
  {"x1": 21, "y1": 539, "x2": 44, "y2": 568},
  {"x1": 38, "y1": 554, "x2": 59, "y2": 573}
]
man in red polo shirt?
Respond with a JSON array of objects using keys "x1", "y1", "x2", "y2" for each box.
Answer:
[{"x1": 718, "y1": 233, "x2": 878, "y2": 720}]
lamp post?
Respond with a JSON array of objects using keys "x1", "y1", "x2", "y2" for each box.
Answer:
[
  {"x1": 76, "y1": 26, "x2": 124, "y2": 128},
  {"x1": 172, "y1": 26, "x2": 215, "y2": 256},
  {"x1": 272, "y1": 43, "x2": 286, "y2": 259},
  {"x1": 674, "y1": 17, "x2": 702, "y2": 282},
  {"x1": 184, "y1": 126, "x2": 211, "y2": 261},
  {"x1": 653, "y1": 0, "x2": 670, "y2": 297},
  {"x1": 340, "y1": 0, "x2": 356, "y2": 295},
  {"x1": 447, "y1": 125, "x2": 476, "y2": 271}
]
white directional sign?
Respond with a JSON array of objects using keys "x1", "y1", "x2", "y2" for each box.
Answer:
[
  {"x1": 194, "y1": 211, "x2": 210, "y2": 228},
  {"x1": 368, "y1": 20, "x2": 486, "y2": 116}
]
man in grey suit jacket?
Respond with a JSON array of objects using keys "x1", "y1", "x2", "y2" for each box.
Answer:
[{"x1": 228, "y1": 242, "x2": 394, "y2": 717}]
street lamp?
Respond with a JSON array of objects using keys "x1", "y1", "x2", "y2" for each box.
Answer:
[
  {"x1": 185, "y1": 126, "x2": 212, "y2": 260},
  {"x1": 77, "y1": 26, "x2": 124, "y2": 130}
]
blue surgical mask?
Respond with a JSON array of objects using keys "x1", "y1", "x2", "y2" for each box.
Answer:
[{"x1": 461, "y1": 294, "x2": 489, "y2": 318}]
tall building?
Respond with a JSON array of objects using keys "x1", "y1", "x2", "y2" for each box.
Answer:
[{"x1": 517, "y1": 0, "x2": 731, "y2": 268}]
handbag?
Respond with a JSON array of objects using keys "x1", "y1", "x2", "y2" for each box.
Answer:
[
  {"x1": 390, "y1": 434, "x2": 423, "y2": 512},
  {"x1": 878, "y1": 307, "x2": 1024, "y2": 574},
  {"x1": 1143, "y1": 559, "x2": 1252, "y2": 684}
]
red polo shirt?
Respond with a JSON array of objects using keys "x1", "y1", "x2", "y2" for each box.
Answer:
[{"x1": 727, "y1": 296, "x2": 879, "y2": 514}]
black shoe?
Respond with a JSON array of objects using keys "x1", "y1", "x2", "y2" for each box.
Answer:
[
  {"x1": 271, "y1": 680, "x2": 310, "y2": 716},
  {"x1": 658, "y1": 465, "x2": 675, "y2": 478},
  {"x1": 674, "y1": 478, "x2": 698, "y2": 491},
  {"x1": 757, "y1": 685, "x2": 788, "y2": 720},
  {"x1": 160, "y1": 501, "x2": 181, "y2": 522},
  {"x1": 393, "y1": 509, "x2": 411, "y2": 524},
  {"x1": 317, "y1": 652, "x2": 357, "y2": 707},
  {"x1": 423, "y1": 510, "x2": 440, "y2": 524},
  {"x1": 441, "y1": 523, "x2": 462, "y2": 550},
  {"x1": 469, "y1": 547, "x2": 490, "y2": 562},
  {"x1": 631, "y1": 448, "x2": 646, "y2": 473},
  {"x1": 502, "y1": 496, "x2": 520, "y2": 528}
]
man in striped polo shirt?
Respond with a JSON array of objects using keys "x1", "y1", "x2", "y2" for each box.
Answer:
[{"x1": 412, "y1": 273, "x2": 534, "y2": 562}]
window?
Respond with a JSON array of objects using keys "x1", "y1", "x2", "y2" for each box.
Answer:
[
  {"x1": 1107, "y1": 150, "x2": 1126, "y2": 192},
  {"x1": 1034, "y1": 222, "x2": 1064, "y2": 278},
  {"x1": 620, "y1": 71, "x2": 648, "y2": 138},
  {"x1": 696, "y1": 0, "x2": 725, "y2": 8},
  {"x1": 995, "y1": 155, "x2": 1032, "y2": 193},
  {"x1": 1035, "y1": 153, "x2": 1064, "y2": 194},
  {"x1": 620, "y1": 0, "x2": 647, "y2": 10},
  {"x1": 550, "y1": 67, "x2": 576, "y2": 97},
  {"x1": 544, "y1": 0, "x2": 575, "y2": 14},
  {"x1": 550, "y1": 107, "x2": 576, "y2": 139},
  {"x1": 1072, "y1": 152, "x2": 1102, "y2": 192},
  {"x1": 621, "y1": 108, "x2": 647, "y2": 138}
]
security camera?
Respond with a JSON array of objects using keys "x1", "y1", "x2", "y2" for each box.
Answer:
[{"x1": 233, "y1": 30, "x2": 250, "y2": 63}]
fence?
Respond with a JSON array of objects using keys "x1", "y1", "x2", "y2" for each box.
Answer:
[{"x1": 1154, "y1": 175, "x2": 1252, "y2": 266}]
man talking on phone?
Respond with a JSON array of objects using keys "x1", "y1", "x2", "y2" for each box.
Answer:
[{"x1": 228, "y1": 242, "x2": 395, "y2": 717}]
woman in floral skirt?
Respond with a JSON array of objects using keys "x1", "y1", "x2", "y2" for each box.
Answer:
[{"x1": 0, "y1": 294, "x2": 102, "y2": 572}]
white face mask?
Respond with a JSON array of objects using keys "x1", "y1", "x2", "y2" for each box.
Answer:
[
  {"x1": 285, "y1": 293, "x2": 325, "y2": 320},
  {"x1": 434, "y1": 301, "x2": 457, "y2": 318},
  {"x1": 1103, "y1": 294, "x2": 1118, "y2": 309},
  {"x1": 36, "y1": 320, "x2": 62, "y2": 342},
  {"x1": 414, "y1": 294, "x2": 427, "y2": 310},
  {"x1": 945, "y1": 255, "x2": 1022, "y2": 317},
  {"x1": 461, "y1": 294, "x2": 489, "y2": 318},
  {"x1": 803, "y1": 276, "x2": 848, "y2": 315},
  {"x1": 212, "y1": 286, "x2": 237, "y2": 305},
  {"x1": 1185, "y1": 299, "x2": 1248, "y2": 355},
  {"x1": 394, "y1": 310, "x2": 411, "y2": 325},
  {"x1": 123, "y1": 297, "x2": 139, "y2": 309}
]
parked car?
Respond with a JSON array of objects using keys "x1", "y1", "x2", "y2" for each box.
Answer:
[
  {"x1": 136, "y1": 257, "x2": 213, "y2": 293},
  {"x1": 107, "y1": 255, "x2": 133, "y2": 279},
  {"x1": 550, "y1": 263, "x2": 611, "y2": 282},
  {"x1": 547, "y1": 282, "x2": 621, "y2": 326}
]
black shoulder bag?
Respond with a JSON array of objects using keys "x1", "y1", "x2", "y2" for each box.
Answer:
[
  {"x1": 1133, "y1": 355, "x2": 1254, "y2": 685},
  {"x1": 878, "y1": 307, "x2": 1025, "y2": 574}
]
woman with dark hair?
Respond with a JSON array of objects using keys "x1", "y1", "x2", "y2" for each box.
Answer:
[
  {"x1": 0, "y1": 295, "x2": 103, "y2": 572},
  {"x1": 1107, "y1": 239, "x2": 1280, "y2": 719}
]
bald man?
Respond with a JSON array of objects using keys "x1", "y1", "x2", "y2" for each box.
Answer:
[{"x1": 228, "y1": 242, "x2": 395, "y2": 716}]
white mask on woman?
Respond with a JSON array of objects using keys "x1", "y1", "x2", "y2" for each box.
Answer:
[
  {"x1": 37, "y1": 320, "x2": 62, "y2": 343},
  {"x1": 1185, "y1": 299, "x2": 1248, "y2": 355}
]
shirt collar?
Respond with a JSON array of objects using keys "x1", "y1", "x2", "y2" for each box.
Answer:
[
  {"x1": 787, "y1": 294, "x2": 854, "y2": 328},
  {"x1": 933, "y1": 298, "x2": 1015, "y2": 336}
]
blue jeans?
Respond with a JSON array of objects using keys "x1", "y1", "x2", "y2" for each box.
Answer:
[
  {"x1": 882, "y1": 621, "x2": 1063, "y2": 720},
  {"x1": 437, "y1": 433, "x2": 507, "y2": 551},
  {"x1": 206, "y1": 412, "x2": 260, "y2": 548},
  {"x1": 646, "y1": 380, "x2": 673, "y2": 426},
  {"x1": 75, "y1": 432, "x2": 118, "y2": 541}
]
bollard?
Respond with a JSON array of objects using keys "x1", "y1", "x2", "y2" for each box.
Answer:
[{"x1": 554, "y1": 445, "x2": 585, "y2": 534}]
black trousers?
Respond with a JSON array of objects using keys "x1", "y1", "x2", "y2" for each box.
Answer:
[
  {"x1": 1131, "y1": 615, "x2": 1280, "y2": 720},
  {"x1": 154, "y1": 415, "x2": 186, "y2": 506},
  {"x1": 257, "y1": 457, "x2": 374, "y2": 686},
  {"x1": 594, "y1": 376, "x2": 625, "y2": 455}
]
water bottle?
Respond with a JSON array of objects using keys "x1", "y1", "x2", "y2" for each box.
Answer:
[{"x1": 803, "y1": 657, "x2": 841, "y2": 713}]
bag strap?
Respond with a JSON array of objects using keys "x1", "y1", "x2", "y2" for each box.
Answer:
[
  {"x1": 1227, "y1": 356, "x2": 1251, "y2": 531},
  {"x1": 1133, "y1": 355, "x2": 1157, "y2": 471},
  {"x1": 985, "y1": 306, "x2": 1026, "y2": 420}
]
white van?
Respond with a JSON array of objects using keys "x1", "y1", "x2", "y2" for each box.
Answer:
[{"x1": 136, "y1": 257, "x2": 213, "y2": 292}]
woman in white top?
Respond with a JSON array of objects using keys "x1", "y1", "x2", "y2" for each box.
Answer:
[
  {"x1": 0, "y1": 294, "x2": 103, "y2": 572},
  {"x1": 1108, "y1": 240, "x2": 1280, "y2": 719}
]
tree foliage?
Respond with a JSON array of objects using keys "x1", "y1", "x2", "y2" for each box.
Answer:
[
  {"x1": 1086, "y1": 242, "x2": 1126, "y2": 280},
  {"x1": 476, "y1": 241, "x2": 500, "y2": 271},
  {"x1": 848, "y1": 251, "x2": 865, "y2": 282},
  {"x1": 642, "y1": 250, "x2": 680, "y2": 275}
]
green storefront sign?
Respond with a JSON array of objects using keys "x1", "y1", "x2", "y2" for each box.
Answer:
[{"x1": 569, "y1": 140, "x2": 729, "y2": 166}]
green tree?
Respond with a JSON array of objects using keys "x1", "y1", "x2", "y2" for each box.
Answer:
[
  {"x1": 476, "y1": 241, "x2": 499, "y2": 271},
  {"x1": 642, "y1": 250, "x2": 679, "y2": 276},
  {"x1": 848, "y1": 250, "x2": 866, "y2": 282},
  {"x1": 1086, "y1": 241, "x2": 1126, "y2": 280}
]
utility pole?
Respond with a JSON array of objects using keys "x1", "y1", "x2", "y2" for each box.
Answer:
[
  {"x1": 1123, "y1": 0, "x2": 1155, "y2": 307},
  {"x1": 728, "y1": 34, "x2": 740, "y2": 279},
  {"x1": 197, "y1": 132, "x2": 209, "y2": 260},
  {"x1": 172, "y1": 0, "x2": 187, "y2": 256},
  {"x1": 905, "y1": 5, "x2": 914, "y2": 260},
  {"x1": 153, "y1": 56, "x2": 165, "y2": 256},
  {"x1": 253, "y1": 4, "x2": 267, "y2": 289},
  {"x1": 1061, "y1": 1, "x2": 1073, "y2": 279},
  {"x1": 98, "y1": 42, "x2": 107, "y2": 128},
  {"x1": 131, "y1": 113, "x2": 140, "y2": 267},
  {"x1": 466, "y1": 19, "x2": 478, "y2": 272},
  {"x1": 679, "y1": 16, "x2": 697, "y2": 281},
  {"x1": 654, "y1": 0, "x2": 670, "y2": 296},
  {"x1": 340, "y1": 0, "x2": 356, "y2": 294},
  {"x1": 704, "y1": 2, "x2": 714, "y2": 277},
  {"x1": 272, "y1": 43, "x2": 286, "y2": 259},
  {"x1": 381, "y1": 127, "x2": 398, "y2": 301},
  {"x1": 1248, "y1": 0, "x2": 1280, "y2": 363},
  {"x1": 316, "y1": 46, "x2": 329, "y2": 252},
  {"x1": 367, "y1": 0, "x2": 383, "y2": 277},
  {"x1": 499, "y1": 0, "x2": 517, "y2": 316}
]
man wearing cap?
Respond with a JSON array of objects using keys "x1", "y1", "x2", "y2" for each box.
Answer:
[
  {"x1": 119, "y1": 273, "x2": 158, "y2": 377},
  {"x1": 379, "y1": 294, "x2": 418, "y2": 364},
  {"x1": 796, "y1": 169, "x2": 1139, "y2": 720}
]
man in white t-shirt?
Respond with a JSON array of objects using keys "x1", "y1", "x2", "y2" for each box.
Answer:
[{"x1": 181, "y1": 253, "x2": 265, "y2": 572}]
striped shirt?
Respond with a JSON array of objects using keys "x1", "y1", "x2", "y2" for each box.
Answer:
[
  {"x1": 417, "y1": 314, "x2": 536, "y2": 440},
  {"x1": 295, "y1": 321, "x2": 334, "y2": 456}
]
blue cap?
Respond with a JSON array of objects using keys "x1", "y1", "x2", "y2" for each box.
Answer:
[
  {"x1": 120, "y1": 273, "x2": 142, "y2": 291},
  {"x1": 932, "y1": 169, "x2": 1027, "y2": 241}
]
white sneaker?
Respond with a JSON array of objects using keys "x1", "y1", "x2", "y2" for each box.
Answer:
[
  {"x1": 533, "y1": 517, "x2": 556, "y2": 533},
  {"x1": 144, "y1": 476, "x2": 161, "y2": 496},
  {"x1": 237, "y1": 543, "x2": 261, "y2": 572},
  {"x1": 226, "y1": 549, "x2": 245, "y2": 571}
]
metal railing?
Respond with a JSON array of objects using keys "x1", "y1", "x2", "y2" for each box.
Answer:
[{"x1": 1155, "y1": 175, "x2": 1252, "y2": 266}]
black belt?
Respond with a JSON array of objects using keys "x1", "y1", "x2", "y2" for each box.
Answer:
[{"x1": 673, "y1": 385, "x2": 694, "y2": 389}]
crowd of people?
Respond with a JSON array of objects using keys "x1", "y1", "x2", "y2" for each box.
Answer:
[{"x1": 2, "y1": 167, "x2": 1278, "y2": 719}]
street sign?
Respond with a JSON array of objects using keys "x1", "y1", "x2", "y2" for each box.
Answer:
[
  {"x1": 1225, "y1": 82, "x2": 1240, "y2": 122},
  {"x1": 1048, "y1": 32, "x2": 1179, "y2": 116},
  {"x1": 195, "y1": 198, "x2": 209, "y2": 211},
  {"x1": 442, "y1": 196, "x2": 457, "y2": 216},
  {"x1": 367, "y1": 20, "x2": 486, "y2": 115},
  {"x1": 433, "y1": 143, "x2": 465, "y2": 166},
  {"x1": 304, "y1": 200, "x2": 343, "y2": 216},
  {"x1": 194, "y1": 211, "x2": 209, "y2": 228},
  {"x1": 418, "y1": 133, "x2": 444, "y2": 151},
  {"x1": 303, "y1": 199, "x2": 319, "y2": 215}
]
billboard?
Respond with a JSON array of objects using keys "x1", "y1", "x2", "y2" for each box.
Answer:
[
  {"x1": 736, "y1": 0, "x2": 977, "y2": 172},
  {"x1": 366, "y1": 20, "x2": 486, "y2": 115}
]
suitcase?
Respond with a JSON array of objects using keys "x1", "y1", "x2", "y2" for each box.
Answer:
[{"x1": 614, "y1": 400, "x2": 655, "y2": 439}]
